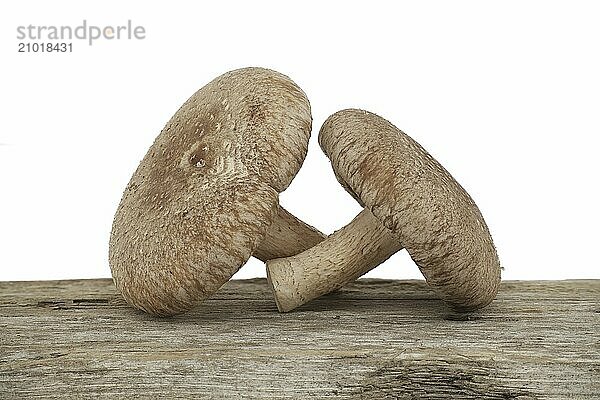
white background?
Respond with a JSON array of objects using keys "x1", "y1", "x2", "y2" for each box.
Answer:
[{"x1": 1, "y1": 1, "x2": 599, "y2": 281}]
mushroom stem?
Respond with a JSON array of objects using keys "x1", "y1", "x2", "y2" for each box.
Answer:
[
  {"x1": 266, "y1": 209, "x2": 401, "y2": 312},
  {"x1": 254, "y1": 206, "x2": 326, "y2": 262}
]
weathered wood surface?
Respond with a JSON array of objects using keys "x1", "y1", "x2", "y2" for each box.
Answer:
[{"x1": 0, "y1": 278, "x2": 598, "y2": 399}]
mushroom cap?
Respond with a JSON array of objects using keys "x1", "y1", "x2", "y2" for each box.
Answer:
[
  {"x1": 319, "y1": 109, "x2": 500, "y2": 310},
  {"x1": 109, "y1": 68, "x2": 312, "y2": 315}
]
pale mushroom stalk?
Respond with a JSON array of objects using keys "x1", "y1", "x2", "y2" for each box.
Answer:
[
  {"x1": 254, "y1": 206, "x2": 325, "y2": 262},
  {"x1": 267, "y1": 208, "x2": 400, "y2": 312}
]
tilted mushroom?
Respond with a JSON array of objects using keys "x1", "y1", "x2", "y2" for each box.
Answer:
[
  {"x1": 109, "y1": 67, "x2": 324, "y2": 316},
  {"x1": 266, "y1": 109, "x2": 501, "y2": 312}
]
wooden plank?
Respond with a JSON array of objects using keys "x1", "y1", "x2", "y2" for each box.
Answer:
[{"x1": 0, "y1": 278, "x2": 598, "y2": 399}]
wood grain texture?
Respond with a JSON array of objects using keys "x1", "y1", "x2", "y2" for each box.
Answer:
[{"x1": 1, "y1": 278, "x2": 598, "y2": 399}]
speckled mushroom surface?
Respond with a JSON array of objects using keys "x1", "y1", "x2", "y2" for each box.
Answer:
[
  {"x1": 109, "y1": 68, "x2": 316, "y2": 316},
  {"x1": 267, "y1": 109, "x2": 500, "y2": 312}
]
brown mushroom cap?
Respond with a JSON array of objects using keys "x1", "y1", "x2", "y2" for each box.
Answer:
[
  {"x1": 319, "y1": 109, "x2": 500, "y2": 310},
  {"x1": 109, "y1": 68, "x2": 312, "y2": 316}
]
